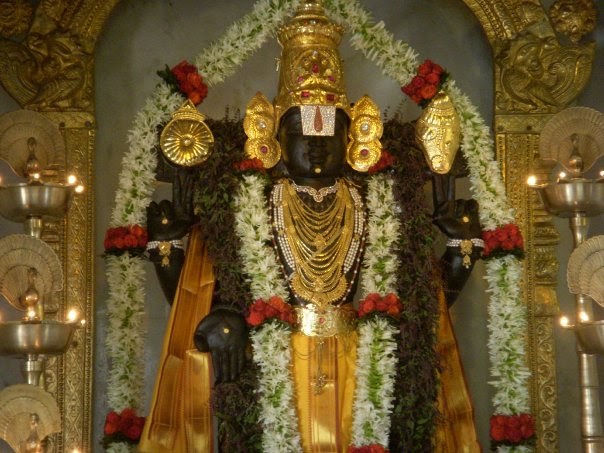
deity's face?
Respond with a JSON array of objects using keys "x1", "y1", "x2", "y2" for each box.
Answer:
[{"x1": 278, "y1": 108, "x2": 348, "y2": 184}]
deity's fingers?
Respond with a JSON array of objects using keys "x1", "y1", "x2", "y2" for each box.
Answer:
[{"x1": 211, "y1": 350, "x2": 223, "y2": 383}]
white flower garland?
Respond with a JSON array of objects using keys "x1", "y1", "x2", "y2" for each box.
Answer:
[
  {"x1": 360, "y1": 174, "x2": 401, "y2": 295},
  {"x1": 106, "y1": 0, "x2": 530, "y2": 449},
  {"x1": 234, "y1": 174, "x2": 300, "y2": 450},
  {"x1": 234, "y1": 173, "x2": 400, "y2": 449},
  {"x1": 351, "y1": 317, "x2": 399, "y2": 448}
]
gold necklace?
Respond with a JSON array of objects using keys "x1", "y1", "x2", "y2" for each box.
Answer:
[{"x1": 272, "y1": 179, "x2": 365, "y2": 309}]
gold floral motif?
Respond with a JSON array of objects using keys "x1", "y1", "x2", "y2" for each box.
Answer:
[
  {"x1": 0, "y1": 0, "x2": 33, "y2": 37},
  {"x1": 549, "y1": 0, "x2": 597, "y2": 44},
  {"x1": 495, "y1": 31, "x2": 594, "y2": 113}
]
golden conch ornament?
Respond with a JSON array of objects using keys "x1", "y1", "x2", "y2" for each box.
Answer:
[
  {"x1": 243, "y1": 92, "x2": 281, "y2": 169},
  {"x1": 159, "y1": 100, "x2": 214, "y2": 167},
  {"x1": 415, "y1": 91, "x2": 461, "y2": 174},
  {"x1": 347, "y1": 95, "x2": 383, "y2": 172}
]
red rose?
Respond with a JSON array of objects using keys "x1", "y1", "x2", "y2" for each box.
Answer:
[
  {"x1": 104, "y1": 238, "x2": 113, "y2": 250},
  {"x1": 401, "y1": 84, "x2": 415, "y2": 96},
  {"x1": 425, "y1": 72, "x2": 440, "y2": 85},
  {"x1": 104, "y1": 411, "x2": 120, "y2": 435},
  {"x1": 520, "y1": 423, "x2": 535, "y2": 439},
  {"x1": 189, "y1": 91, "x2": 202, "y2": 105},
  {"x1": 187, "y1": 71, "x2": 202, "y2": 87},
  {"x1": 411, "y1": 75, "x2": 426, "y2": 88},
  {"x1": 490, "y1": 423, "x2": 506, "y2": 442},
  {"x1": 411, "y1": 94, "x2": 422, "y2": 104},
  {"x1": 130, "y1": 224, "x2": 145, "y2": 238},
  {"x1": 431, "y1": 63, "x2": 444, "y2": 75},
  {"x1": 418, "y1": 60, "x2": 433, "y2": 76},
  {"x1": 124, "y1": 423, "x2": 143, "y2": 441},
  {"x1": 123, "y1": 234, "x2": 138, "y2": 248},
  {"x1": 113, "y1": 237, "x2": 125, "y2": 249},
  {"x1": 507, "y1": 427, "x2": 522, "y2": 443},
  {"x1": 419, "y1": 84, "x2": 437, "y2": 100},
  {"x1": 246, "y1": 311, "x2": 264, "y2": 326}
]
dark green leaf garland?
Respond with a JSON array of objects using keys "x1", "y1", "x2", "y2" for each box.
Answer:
[
  {"x1": 193, "y1": 115, "x2": 439, "y2": 451},
  {"x1": 380, "y1": 119, "x2": 440, "y2": 452}
]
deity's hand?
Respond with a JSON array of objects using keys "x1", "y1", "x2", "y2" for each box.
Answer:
[
  {"x1": 194, "y1": 307, "x2": 249, "y2": 383},
  {"x1": 146, "y1": 169, "x2": 197, "y2": 303},
  {"x1": 431, "y1": 172, "x2": 482, "y2": 239},
  {"x1": 431, "y1": 171, "x2": 483, "y2": 306},
  {"x1": 146, "y1": 168, "x2": 197, "y2": 241}
]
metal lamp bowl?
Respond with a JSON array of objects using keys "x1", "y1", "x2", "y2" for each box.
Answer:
[
  {"x1": 0, "y1": 320, "x2": 79, "y2": 358},
  {"x1": 0, "y1": 183, "x2": 75, "y2": 223},
  {"x1": 535, "y1": 180, "x2": 604, "y2": 218},
  {"x1": 573, "y1": 321, "x2": 604, "y2": 354}
]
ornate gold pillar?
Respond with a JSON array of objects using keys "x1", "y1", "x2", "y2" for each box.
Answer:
[{"x1": 0, "y1": 1, "x2": 116, "y2": 450}]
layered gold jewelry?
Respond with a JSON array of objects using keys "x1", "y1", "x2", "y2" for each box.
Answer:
[{"x1": 272, "y1": 179, "x2": 365, "y2": 309}]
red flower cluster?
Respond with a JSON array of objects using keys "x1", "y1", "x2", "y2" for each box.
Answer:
[
  {"x1": 103, "y1": 408, "x2": 146, "y2": 445},
  {"x1": 401, "y1": 59, "x2": 447, "y2": 107},
  {"x1": 233, "y1": 157, "x2": 265, "y2": 172},
  {"x1": 367, "y1": 150, "x2": 396, "y2": 174},
  {"x1": 246, "y1": 296, "x2": 296, "y2": 327},
  {"x1": 104, "y1": 224, "x2": 148, "y2": 255},
  {"x1": 171, "y1": 60, "x2": 208, "y2": 105},
  {"x1": 481, "y1": 223, "x2": 524, "y2": 259},
  {"x1": 490, "y1": 413, "x2": 535, "y2": 445},
  {"x1": 358, "y1": 293, "x2": 402, "y2": 319},
  {"x1": 348, "y1": 444, "x2": 389, "y2": 453}
]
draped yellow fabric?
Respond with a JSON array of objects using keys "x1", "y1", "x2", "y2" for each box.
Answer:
[
  {"x1": 140, "y1": 228, "x2": 480, "y2": 452},
  {"x1": 434, "y1": 290, "x2": 481, "y2": 452},
  {"x1": 291, "y1": 332, "x2": 357, "y2": 453},
  {"x1": 139, "y1": 226, "x2": 215, "y2": 453}
]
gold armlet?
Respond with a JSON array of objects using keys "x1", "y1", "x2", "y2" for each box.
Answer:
[
  {"x1": 147, "y1": 240, "x2": 185, "y2": 267},
  {"x1": 446, "y1": 238, "x2": 484, "y2": 269}
]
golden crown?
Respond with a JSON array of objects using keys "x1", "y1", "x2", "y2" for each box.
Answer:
[{"x1": 274, "y1": 0, "x2": 350, "y2": 123}]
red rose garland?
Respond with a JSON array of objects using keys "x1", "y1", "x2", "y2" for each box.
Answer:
[
  {"x1": 401, "y1": 59, "x2": 448, "y2": 107},
  {"x1": 367, "y1": 150, "x2": 396, "y2": 174},
  {"x1": 481, "y1": 223, "x2": 525, "y2": 260},
  {"x1": 490, "y1": 413, "x2": 535, "y2": 447},
  {"x1": 157, "y1": 60, "x2": 209, "y2": 106},
  {"x1": 233, "y1": 157, "x2": 266, "y2": 172},
  {"x1": 103, "y1": 224, "x2": 148, "y2": 256},
  {"x1": 357, "y1": 293, "x2": 402, "y2": 319},
  {"x1": 102, "y1": 408, "x2": 146, "y2": 448},
  {"x1": 246, "y1": 296, "x2": 296, "y2": 328}
]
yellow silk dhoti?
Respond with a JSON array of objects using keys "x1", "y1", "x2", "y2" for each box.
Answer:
[
  {"x1": 292, "y1": 332, "x2": 357, "y2": 453},
  {"x1": 139, "y1": 226, "x2": 215, "y2": 452},
  {"x1": 140, "y1": 229, "x2": 480, "y2": 452}
]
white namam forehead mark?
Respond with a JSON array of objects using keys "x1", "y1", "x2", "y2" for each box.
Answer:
[{"x1": 300, "y1": 105, "x2": 337, "y2": 136}]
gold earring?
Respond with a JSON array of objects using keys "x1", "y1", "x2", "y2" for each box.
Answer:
[
  {"x1": 243, "y1": 92, "x2": 281, "y2": 168},
  {"x1": 347, "y1": 95, "x2": 383, "y2": 172}
]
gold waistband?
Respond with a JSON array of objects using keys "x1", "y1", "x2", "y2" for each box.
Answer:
[{"x1": 294, "y1": 304, "x2": 357, "y2": 337}]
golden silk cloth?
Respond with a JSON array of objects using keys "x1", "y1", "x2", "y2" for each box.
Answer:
[
  {"x1": 434, "y1": 290, "x2": 481, "y2": 452},
  {"x1": 139, "y1": 228, "x2": 480, "y2": 452},
  {"x1": 139, "y1": 226, "x2": 215, "y2": 453},
  {"x1": 292, "y1": 331, "x2": 357, "y2": 453}
]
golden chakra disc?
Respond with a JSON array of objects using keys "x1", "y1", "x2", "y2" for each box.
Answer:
[{"x1": 160, "y1": 100, "x2": 214, "y2": 167}]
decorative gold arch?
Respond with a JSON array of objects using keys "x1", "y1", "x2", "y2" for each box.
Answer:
[{"x1": 0, "y1": 0, "x2": 595, "y2": 451}]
